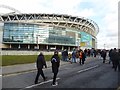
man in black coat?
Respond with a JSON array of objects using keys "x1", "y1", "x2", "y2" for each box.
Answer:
[
  {"x1": 51, "y1": 50, "x2": 60, "y2": 86},
  {"x1": 108, "y1": 49, "x2": 113, "y2": 64},
  {"x1": 101, "y1": 49, "x2": 107, "y2": 63},
  {"x1": 118, "y1": 49, "x2": 120, "y2": 72},
  {"x1": 34, "y1": 52, "x2": 47, "y2": 84},
  {"x1": 111, "y1": 48, "x2": 119, "y2": 71},
  {"x1": 112, "y1": 48, "x2": 119, "y2": 71}
]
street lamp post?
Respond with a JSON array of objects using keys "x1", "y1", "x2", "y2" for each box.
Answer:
[
  {"x1": 104, "y1": 44, "x2": 106, "y2": 49},
  {"x1": 36, "y1": 35, "x2": 39, "y2": 49}
]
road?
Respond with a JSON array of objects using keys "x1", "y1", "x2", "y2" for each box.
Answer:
[{"x1": 2, "y1": 57, "x2": 120, "y2": 89}]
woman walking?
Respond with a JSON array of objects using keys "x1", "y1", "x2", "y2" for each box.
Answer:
[{"x1": 51, "y1": 50, "x2": 60, "y2": 86}]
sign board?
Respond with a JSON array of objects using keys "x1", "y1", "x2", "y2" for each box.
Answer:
[
  {"x1": 80, "y1": 32, "x2": 92, "y2": 47},
  {"x1": 80, "y1": 42, "x2": 86, "y2": 46}
]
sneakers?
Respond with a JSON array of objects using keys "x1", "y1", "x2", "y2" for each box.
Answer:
[
  {"x1": 55, "y1": 82, "x2": 58, "y2": 85},
  {"x1": 52, "y1": 82, "x2": 58, "y2": 86}
]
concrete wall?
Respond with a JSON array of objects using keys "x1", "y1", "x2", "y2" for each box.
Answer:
[
  {"x1": 1, "y1": 50, "x2": 73, "y2": 55},
  {"x1": 2, "y1": 50, "x2": 56, "y2": 55},
  {"x1": 0, "y1": 26, "x2": 3, "y2": 49}
]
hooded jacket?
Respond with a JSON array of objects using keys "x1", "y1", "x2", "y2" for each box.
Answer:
[{"x1": 51, "y1": 54, "x2": 60, "y2": 73}]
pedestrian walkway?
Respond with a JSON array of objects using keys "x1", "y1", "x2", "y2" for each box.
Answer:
[
  {"x1": 2, "y1": 56, "x2": 101, "y2": 76},
  {"x1": 2, "y1": 60, "x2": 68, "y2": 75}
]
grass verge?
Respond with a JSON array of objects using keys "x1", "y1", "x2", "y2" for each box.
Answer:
[{"x1": 2, "y1": 55, "x2": 61, "y2": 66}]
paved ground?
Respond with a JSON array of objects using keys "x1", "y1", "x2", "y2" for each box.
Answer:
[
  {"x1": 2, "y1": 60, "x2": 68, "y2": 75},
  {"x1": 2, "y1": 56, "x2": 120, "y2": 89},
  {"x1": 2, "y1": 57, "x2": 94, "y2": 75}
]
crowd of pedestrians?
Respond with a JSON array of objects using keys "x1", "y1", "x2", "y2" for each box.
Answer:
[
  {"x1": 96, "y1": 48, "x2": 120, "y2": 72},
  {"x1": 61, "y1": 48, "x2": 120, "y2": 72},
  {"x1": 62, "y1": 48, "x2": 98, "y2": 65},
  {"x1": 108, "y1": 48, "x2": 120, "y2": 71},
  {"x1": 34, "y1": 47, "x2": 120, "y2": 87}
]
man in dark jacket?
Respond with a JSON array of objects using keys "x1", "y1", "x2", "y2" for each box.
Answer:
[
  {"x1": 111, "y1": 48, "x2": 119, "y2": 71},
  {"x1": 108, "y1": 49, "x2": 113, "y2": 64},
  {"x1": 34, "y1": 52, "x2": 47, "y2": 84},
  {"x1": 51, "y1": 50, "x2": 60, "y2": 86},
  {"x1": 118, "y1": 49, "x2": 120, "y2": 72},
  {"x1": 111, "y1": 48, "x2": 116, "y2": 68},
  {"x1": 101, "y1": 49, "x2": 107, "y2": 63}
]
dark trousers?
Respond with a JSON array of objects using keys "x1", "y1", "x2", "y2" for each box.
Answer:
[
  {"x1": 80, "y1": 58, "x2": 84, "y2": 64},
  {"x1": 35, "y1": 68, "x2": 45, "y2": 83},
  {"x1": 103, "y1": 56, "x2": 106, "y2": 63},
  {"x1": 118, "y1": 64, "x2": 120, "y2": 71},
  {"x1": 82, "y1": 58, "x2": 85, "y2": 64},
  {"x1": 79, "y1": 58, "x2": 82, "y2": 64},
  {"x1": 111, "y1": 59, "x2": 115, "y2": 68},
  {"x1": 53, "y1": 72, "x2": 58, "y2": 84},
  {"x1": 114, "y1": 62, "x2": 119, "y2": 71}
]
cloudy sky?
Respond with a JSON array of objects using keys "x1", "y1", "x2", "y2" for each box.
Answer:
[{"x1": 0, "y1": 0, "x2": 119, "y2": 49}]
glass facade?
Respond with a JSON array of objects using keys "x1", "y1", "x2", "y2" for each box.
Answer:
[
  {"x1": 3, "y1": 22, "x2": 94, "y2": 48},
  {"x1": 3, "y1": 23, "x2": 76, "y2": 46},
  {"x1": 48, "y1": 26, "x2": 75, "y2": 45},
  {"x1": 3, "y1": 23, "x2": 36, "y2": 43}
]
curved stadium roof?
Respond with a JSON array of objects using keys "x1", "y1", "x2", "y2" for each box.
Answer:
[{"x1": 0, "y1": 13, "x2": 99, "y2": 37}]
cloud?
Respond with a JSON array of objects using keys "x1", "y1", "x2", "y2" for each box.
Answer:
[
  {"x1": 97, "y1": 35, "x2": 118, "y2": 49},
  {"x1": 75, "y1": 8, "x2": 96, "y2": 18},
  {"x1": 94, "y1": 0, "x2": 118, "y2": 49},
  {"x1": 106, "y1": 32, "x2": 118, "y2": 37},
  {"x1": 0, "y1": 0, "x2": 119, "y2": 49},
  {"x1": 103, "y1": 12, "x2": 118, "y2": 31}
]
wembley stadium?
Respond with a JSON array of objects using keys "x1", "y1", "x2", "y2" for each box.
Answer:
[{"x1": 0, "y1": 5, "x2": 99, "y2": 51}]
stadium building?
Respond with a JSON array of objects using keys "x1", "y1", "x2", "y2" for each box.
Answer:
[{"x1": 0, "y1": 13, "x2": 99, "y2": 51}]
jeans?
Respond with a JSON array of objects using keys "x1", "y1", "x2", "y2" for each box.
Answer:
[{"x1": 72, "y1": 57, "x2": 76, "y2": 63}]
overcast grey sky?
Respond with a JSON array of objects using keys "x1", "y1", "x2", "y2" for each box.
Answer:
[{"x1": 0, "y1": 0, "x2": 119, "y2": 49}]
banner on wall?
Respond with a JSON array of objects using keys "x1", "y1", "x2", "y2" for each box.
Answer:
[
  {"x1": 80, "y1": 32, "x2": 92, "y2": 47},
  {"x1": 80, "y1": 42, "x2": 86, "y2": 47}
]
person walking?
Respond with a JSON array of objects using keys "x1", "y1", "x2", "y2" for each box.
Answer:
[
  {"x1": 108, "y1": 49, "x2": 113, "y2": 64},
  {"x1": 64, "y1": 49, "x2": 68, "y2": 61},
  {"x1": 34, "y1": 52, "x2": 47, "y2": 84},
  {"x1": 101, "y1": 49, "x2": 107, "y2": 63},
  {"x1": 112, "y1": 48, "x2": 119, "y2": 71},
  {"x1": 79, "y1": 50, "x2": 83, "y2": 65},
  {"x1": 82, "y1": 50, "x2": 86, "y2": 64},
  {"x1": 72, "y1": 49, "x2": 76, "y2": 63},
  {"x1": 118, "y1": 49, "x2": 120, "y2": 72},
  {"x1": 111, "y1": 48, "x2": 117, "y2": 69},
  {"x1": 76, "y1": 51, "x2": 80, "y2": 63},
  {"x1": 68, "y1": 53, "x2": 72, "y2": 64},
  {"x1": 51, "y1": 50, "x2": 60, "y2": 86},
  {"x1": 93, "y1": 49, "x2": 97, "y2": 57}
]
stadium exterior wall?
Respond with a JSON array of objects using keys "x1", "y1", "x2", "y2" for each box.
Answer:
[{"x1": 0, "y1": 13, "x2": 99, "y2": 51}]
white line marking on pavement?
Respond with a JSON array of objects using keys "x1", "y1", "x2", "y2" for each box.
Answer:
[
  {"x1": 20, "y1": 78, "x2": 60, "y2": 89},
  {"x1": 3, "y1": 70, "x2": 37, "y2": 77},
  {"x1": 0, "y1": 75, "x2": 2, "y2": 77},
  {"x1": 3, "y1": 73, "x2": 22, "y2": 77},
  {"x1": 3, "y1": 68, "x2": 51, "y2": 77},
  {"x1": 77, "y1": 65, "x2": 99, "y2": 73}
]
